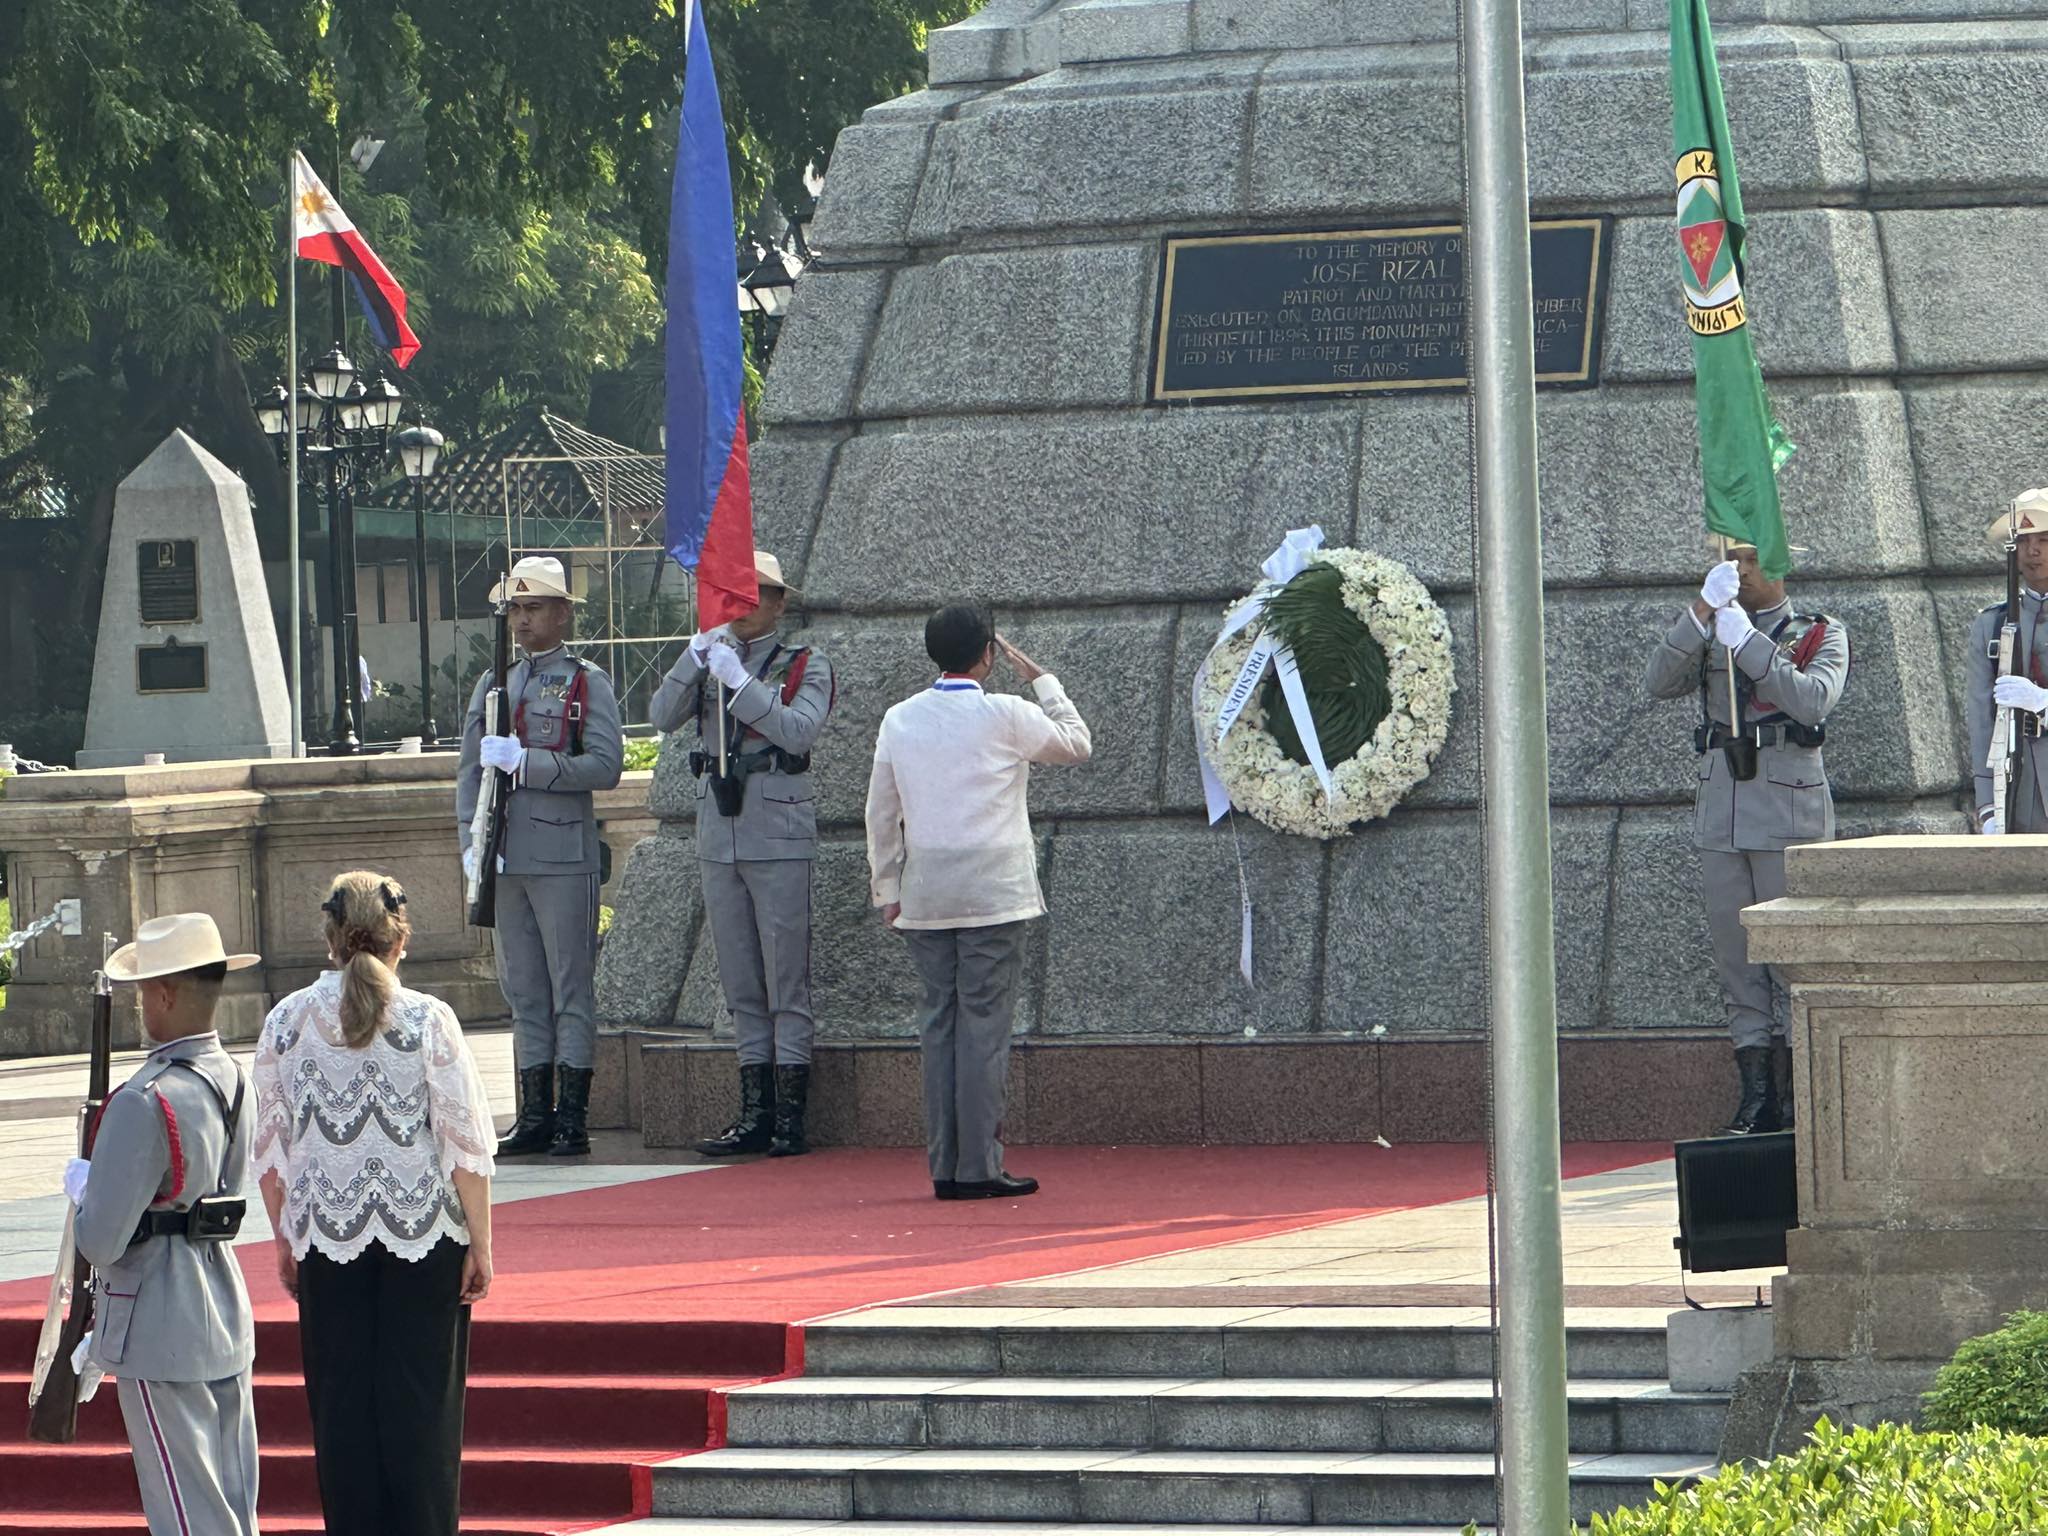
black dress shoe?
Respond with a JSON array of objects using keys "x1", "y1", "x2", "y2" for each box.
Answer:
[
  {"x1": 932, "y1": 1180, "x2": 958, "y2": 1200},
  {"x1": 939, "y1": 1173, "x2": 1039, "y2": 1200}
]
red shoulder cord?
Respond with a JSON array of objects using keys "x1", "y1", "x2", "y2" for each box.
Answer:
[{"x1": 1789, "y1": 619, "x2": 1828, "y2": 672}]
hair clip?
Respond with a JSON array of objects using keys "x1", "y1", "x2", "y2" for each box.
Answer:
[
  {"x1": 380, "y1": 883, "x2": 406, "y2": 913},
  {"x1": 320, "y1": 892, "x2": 347, "y2": 921}
]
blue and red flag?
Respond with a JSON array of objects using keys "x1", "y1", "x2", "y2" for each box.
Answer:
[
  {"x1": 665, "y1": 0, "x2": 758, "y2": 627},
  {"x1": 291, "y1": 151, "x2": 421, "y2": 369}
]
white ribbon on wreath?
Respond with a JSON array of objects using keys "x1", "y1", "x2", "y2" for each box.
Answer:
[
  {"x1": 1194, "y1": 525, "x2": 1334, "y2": 824},
  {"x1": 1191, "y1": 525, "x2": 1333, "y2": 985}
]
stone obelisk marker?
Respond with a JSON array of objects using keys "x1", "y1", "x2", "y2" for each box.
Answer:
[{"x1": 79, "y1": 430, "x2": 293, "y2": 767}]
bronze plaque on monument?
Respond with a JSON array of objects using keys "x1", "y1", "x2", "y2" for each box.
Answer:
[
  {"x1": 1150, "y1": 218, "x2": 1612, "y2": 401},
  {"x1": 138, "y1": 539, "x2": 200, "y2": 625},
  {"x1": 136, "y1": 637, "x2": 208, "y2": 694}
]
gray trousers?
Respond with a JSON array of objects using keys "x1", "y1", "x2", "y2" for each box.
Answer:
[
  {"x1": 1700, "y1": 848, "x2": 1788, "y2": 1050},
  {"x1": 494, "y1": 871, "x2": 599, "y2": 1070},
  {"x1": 904, "y1": 922, "x2": 1027, "y2": 1184},
  {"x1": 118, "y1": 1372, "x2": 259, "y2": 1536},
  {"x1": 701, "y1": 858, "x2": 816, "y2": 1066}
]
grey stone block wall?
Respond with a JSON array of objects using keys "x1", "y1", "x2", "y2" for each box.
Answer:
[{"x1": 596, "y1": 4, "x2": 2027, "y2": 1049}]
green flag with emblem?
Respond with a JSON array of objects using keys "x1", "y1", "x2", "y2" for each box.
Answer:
[{"x1": 1672, "y1": 0, "x2": 1796, "y2": 579}]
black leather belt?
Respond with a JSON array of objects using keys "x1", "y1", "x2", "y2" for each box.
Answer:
[
  {"x1": 1697, "y1": 721, "x2": 1825, "y2": 751},
  {"x1": 130, "y1": 1195, "x2": 246, "y2": 1246}
]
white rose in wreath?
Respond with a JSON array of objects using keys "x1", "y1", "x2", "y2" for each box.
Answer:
[{"x1": 1196, "y1": 547, "x2": 1456, "y2": 839}]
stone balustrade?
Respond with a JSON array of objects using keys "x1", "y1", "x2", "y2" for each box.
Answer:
[
  {"x1": 0, "y1": 757, "x2": 651, "y2": 1056},
  {"x1": 1731, "y1": 835, "x2": 2048, "y2": 1447}
]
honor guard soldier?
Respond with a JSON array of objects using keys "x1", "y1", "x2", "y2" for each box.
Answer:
[
  {"x1": 1646, "y1": 542, "x2": 1849, "y2": 1137},
  {"x1": 650, "y1": 551, "x2": 836, "y2": 1158},
  {"x1": 68, "y1": 913, "x2": 261, "y2": 1536},
  {"x1": 458, "y1": 555, "x2": 624, "y2": 1158},
  {"x1": 1968, "y1": 490, "x2": 2048, "y2": 834}
]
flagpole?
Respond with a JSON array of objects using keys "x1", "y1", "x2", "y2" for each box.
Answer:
[
  {"x1": 1461, "y1": 0, "x2": 1571, "y2": 1529},
  {"x1": 286, "y1": 151, "x2": 304, "y2": 757},
  {"x1": 1720, "y1": 533, "x2": 1739, "y2": 742}
]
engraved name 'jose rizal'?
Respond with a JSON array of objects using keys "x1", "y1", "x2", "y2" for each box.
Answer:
[{"x1": 1151, "y1": 219, "x2": 1611, "y2": 403}]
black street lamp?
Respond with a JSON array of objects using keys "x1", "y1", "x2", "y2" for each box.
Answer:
[
  {"x1": 255, "y1": 345, "x2": 401, "y2": 755},
  {"x1": 393, "y1": 422, "x2": 446, "y2": 743},
  {"x1": 738, "y1": 227, "x2": 809, "y2": 352}
]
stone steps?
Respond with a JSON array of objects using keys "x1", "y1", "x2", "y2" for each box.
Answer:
[
  {"x1": 609, "y1": 1521, "x2": 1493, "y2": 1535},
  {"x1": 648, "y1": 1445, "x2": 1716, "y2": 1526},
  {"x1": 647, "y1": 1309, "x2": 1720, "y2": 1528},
  {"x1": 724, "y1": 1374, "x2": 1724, "y2": 1456},
  {"x1": 800, "y1": 1310, "x2": 1671, "y2": 1381}
]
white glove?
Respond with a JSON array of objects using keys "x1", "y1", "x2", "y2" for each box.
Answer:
[
  {"x1": 1714, "y1": 603, "x2": 1755, "y2": 651},
  {"x1": 1982, "y1": 808, "x2": 2005, "y2": 836},
  {"x1": 1700, "y1": 561, "x2": 1741, "y2": 610},
  {"x1": 479, "y1": 735, "x2": 524, "y2": 774},
  {"x1": 462, "y1": 844, "x2": 482, "y2": 884},
  {"x1": 688, "y1": 625, "x2": 730, "y2": 667},
  {"x1": 705, "y1": 643, "x2": 751, "y2": 691},
  {"x1": 1995, "y1": 674, "x2": 2048, "y2": 714},
  {"x1": 63, "y1": 1156, "x2": 90, "y2": 1207}
]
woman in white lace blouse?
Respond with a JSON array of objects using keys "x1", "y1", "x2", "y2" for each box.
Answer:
[{"x1": 252, "y1": 870, "x2": 496, "y2": 1536}]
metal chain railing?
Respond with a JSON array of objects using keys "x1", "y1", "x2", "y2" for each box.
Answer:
[{"x1": 2, "y1": 907, "x2": 67, "y2": 960}]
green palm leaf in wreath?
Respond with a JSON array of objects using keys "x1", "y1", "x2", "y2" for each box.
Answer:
[{"x1": 1257, "y1": 563, "x2": 1392, "y2": 768}]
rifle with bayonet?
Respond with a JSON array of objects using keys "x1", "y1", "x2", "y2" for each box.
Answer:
[
  {"x1": 1992, "y1": 502, "x2": 2024, "y2": 835},
  {"x1": 466, "y1": 597, "x2": 513, "y2": 927},
  {"x1": 27, "y1": 939, "x2": 115, "y2": 1443}
]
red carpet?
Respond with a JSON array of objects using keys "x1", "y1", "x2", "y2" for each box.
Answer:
[
  {"x1": 230, "y1": 1142, "x2": 1670, "y2": 1323},
  {"x1": 0, "y1": 1141, "x2": 1669, "y2": 1531}
]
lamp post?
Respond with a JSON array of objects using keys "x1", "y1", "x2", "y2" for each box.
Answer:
[
  {"x1": 738, "y1": 227, "x2": 809, "y2": 352},
  {"x1": 394, "y1": 422, "x2": 446, "y2": 742},
  {"x1": 256, "y1": 345, "x2": 402, "y2": 754}
]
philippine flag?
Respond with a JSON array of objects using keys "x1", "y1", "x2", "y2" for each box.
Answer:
[
  {"x1": 664, "y1": 0, "x2": 759, "y2": 628},
  {"x1": 291, "y1": 152, "x2": 421, "y2": 370}
]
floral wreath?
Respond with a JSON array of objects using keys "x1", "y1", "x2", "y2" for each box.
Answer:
[{"x1": 1196, "y1": 542, "x2": 1456, "y2": 840}]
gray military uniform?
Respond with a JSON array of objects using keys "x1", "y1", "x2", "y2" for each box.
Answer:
[
  {"x1": 649, "y1": 633, "x2": 835, "y2": 1065},
  {"x1": 457, "y1": 643, "x2": 624, "y2": 1070},
  {"x1": 76, "y1": 1032, "x2": 258, "y2": 1536},
  {"x1": 1645, "y1": 598, "x2": 1850, "y2": 1050},
  {"x1": 1966, "y1": 591, "x2": 2048, "y2": 832}
]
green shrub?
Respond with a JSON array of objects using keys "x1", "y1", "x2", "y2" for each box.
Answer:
[
  {"x1": 1585, "y1": 1419, "x2": 2048, "y2": 1534},
  {"x1": 622, "y1": 736, "x2": 660, "y2": 772},
  {"x1": 1924, "y1": 1309, "x2": 2048, "y2": 1435}
]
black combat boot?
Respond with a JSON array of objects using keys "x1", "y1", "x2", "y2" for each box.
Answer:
[
  {"x1": 496, "y1": 1065, "x2": 556, "y2": 1157},
  {"x1": 768, "y1": 1064, "x2": 811, "y2": 1158},
  {"x1": 1769, "y1": 1041, "x2": 1795, "y2": 1134},
  {"x1": 1717, "y1": 1046, "x2": 1774, "y2": 1136},
  {"x1": 548, "y1": 1065, "x2": 594, "y2": 1156},
  {"x1": 694, "y1": 1064, "x2": 775, "y2": 1157}
]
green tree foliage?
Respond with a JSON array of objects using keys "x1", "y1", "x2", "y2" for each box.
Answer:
[{"x1": 0, "y1": 0, "x2": 974, "y2": 759}]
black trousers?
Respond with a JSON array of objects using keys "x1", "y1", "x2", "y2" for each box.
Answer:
[{"x1": 299, "y1": 1236, "x2": 470, "y2": 1536}]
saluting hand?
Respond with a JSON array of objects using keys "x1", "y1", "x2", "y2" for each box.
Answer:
[{"x1": 995, "y1": 636, "x2": 1045, "y2": 684}]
